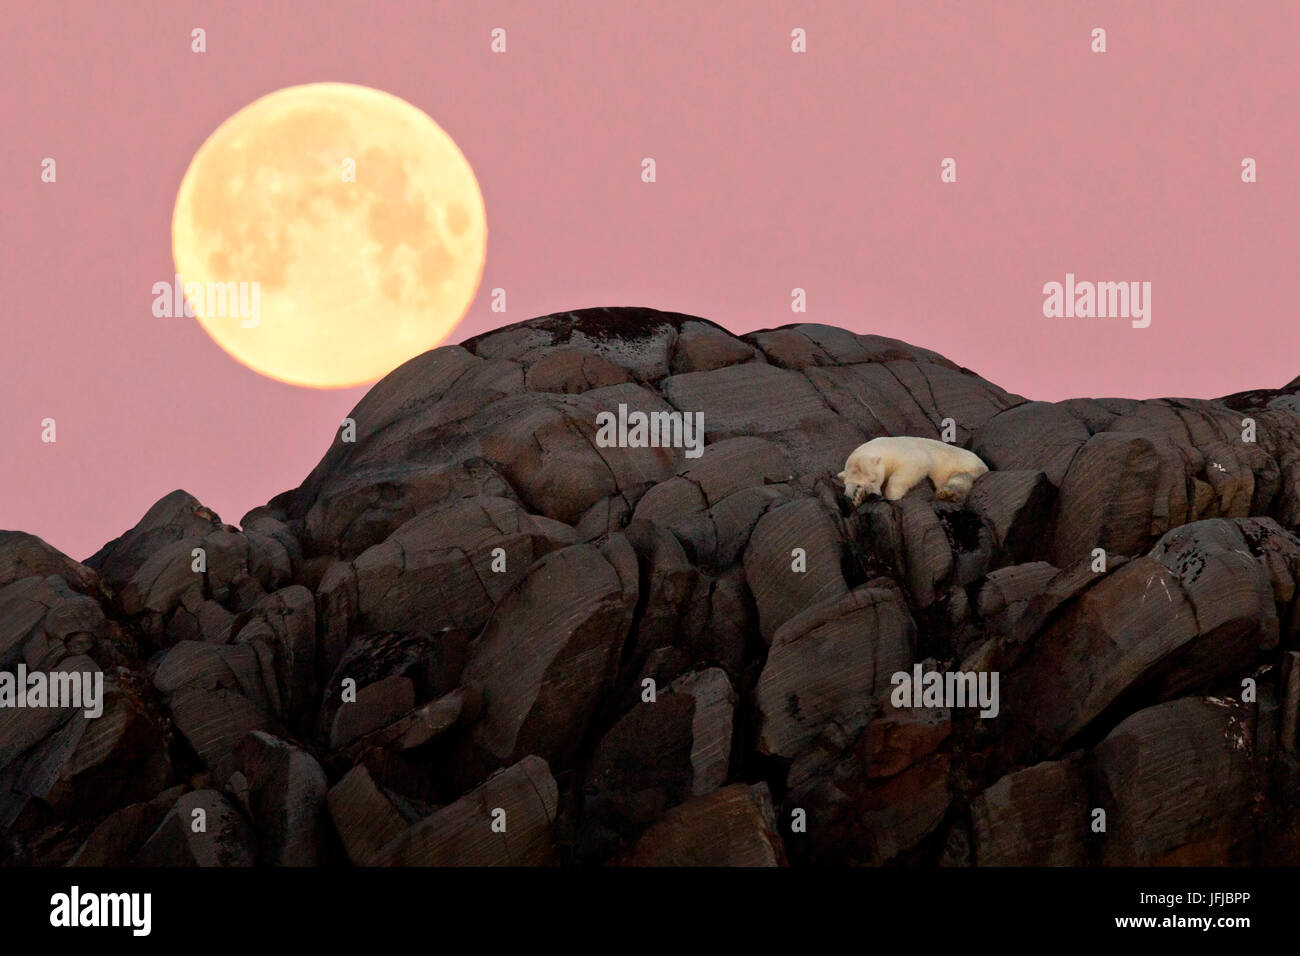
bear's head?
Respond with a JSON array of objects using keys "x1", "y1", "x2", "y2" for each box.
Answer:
[{"x1": 839, "y1": 454, "x2": 885, "y2": 500}]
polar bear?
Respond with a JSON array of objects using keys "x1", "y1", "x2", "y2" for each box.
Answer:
[{"x1": 838, "y1": 436, "x2": 989, "y2": 506}]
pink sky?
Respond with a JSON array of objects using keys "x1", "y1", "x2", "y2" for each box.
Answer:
[{"x1": 4, "y1": 1, "x2": 1298, "y2": 561}]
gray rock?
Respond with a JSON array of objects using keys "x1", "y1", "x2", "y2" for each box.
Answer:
[
  {"x1": 85, "y1": 490, "x2": 226, "y2": 591},
  {"x1": 330, "y1": 675, "x2": 416, "y2": 750},
  {"x1": 134, "y1": 789, "x2": 256, "y2": 866},
  {"x1": 326, "y1": 763, "x2": 408, "y2": 865},
  {"x1": 0, "y1": 532, "x2": 102, "y2": 595},
  {"x1": 463, "y1": 543, "x2": 636, "y2": 765},
  {"x1": 755, "y1": 586, "x2": 915, "y2": 761},
  {"x1": 234, "y1": 731, "x2": 329, "y2": 866},
  {"x1": 672, "y1": 321, "x2": 760, "y2": 373},
  {"x1": 743, "y1": 498, "x2": 847, "y2": 643},
  {"x1": 615, "y1": 783, "x2": 786, "y2": 866},
  {"x1": 10, "y1": 308, "x2": 1300, "y2": 867},
  {"x1": 525, "y1": 347, "x2": 631, "y2": 393},
  {"x1": 972, "y1": 757, "x2": 1089, "y2": 866},
  {"x1": 1006, "y1": 520, "x2": 1279, "y2": 757},
  {"x1": 351, "y1": 496, "x2": 576, "y2": 635},
  {"x1": 368, "y1": 755, "x2": 558, "y2": 866},
  {"x1": 1092, "y1": 698, "x2": 1256, "y2": 865},
  {"x1": 662, "y1": 362, "x2": 837, "y2": 442},
  {"x1": 968, "y1": 469, "x2": 1053, "y2": 562}
]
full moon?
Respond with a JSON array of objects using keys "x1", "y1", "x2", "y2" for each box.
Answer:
[{"x1": 171, "y1": 82, "x2": 487, "y2": 388}]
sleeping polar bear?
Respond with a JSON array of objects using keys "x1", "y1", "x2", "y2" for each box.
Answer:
[{"x1": 838, "y1": 436, "x2": 989, "y2": 506}]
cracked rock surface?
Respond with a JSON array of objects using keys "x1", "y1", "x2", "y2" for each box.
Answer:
[{"x1": 3, "y1": 307, "x2": 1299, "y2": 866}]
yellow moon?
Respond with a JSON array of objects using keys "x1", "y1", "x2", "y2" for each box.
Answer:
[{"x1": 172, "y1": 82, "x2": 487, "y2": 388}]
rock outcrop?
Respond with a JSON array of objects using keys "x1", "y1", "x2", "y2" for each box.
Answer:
[{"x1": 3, "y1": 307, "x2": 1299, "y2": 867}]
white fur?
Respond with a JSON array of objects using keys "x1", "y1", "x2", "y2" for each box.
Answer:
[{"x1": 837, "y1": 436, "x2": 989, "y2": 505}]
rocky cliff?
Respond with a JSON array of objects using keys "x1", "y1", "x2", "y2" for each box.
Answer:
[{"x1": 4, "y1": 306, "x2": 1300, "y2": 866}]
